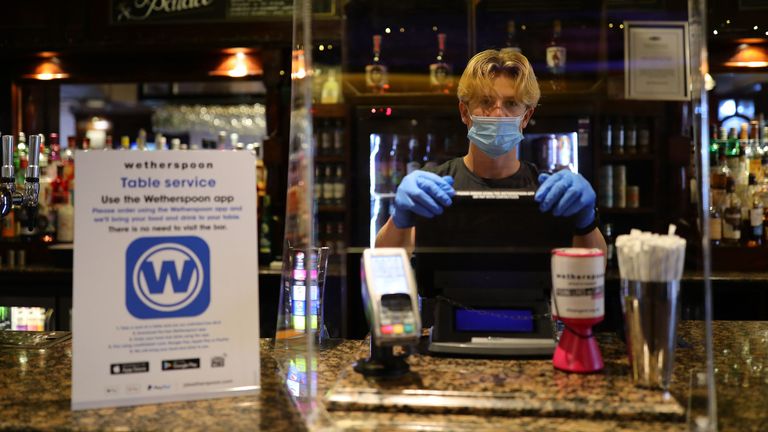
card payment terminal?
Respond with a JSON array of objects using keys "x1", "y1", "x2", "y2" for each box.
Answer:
[{"x1": 354, "y1": 248, "x2": 421, "y2": 377}]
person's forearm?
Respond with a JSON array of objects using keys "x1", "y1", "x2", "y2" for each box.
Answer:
[
  {"x1": 572, "y1": 228, "x2": 608, "y2": 267},
  {"x1": 375, "y1": 217, "x2": 415, "y2": 253}
]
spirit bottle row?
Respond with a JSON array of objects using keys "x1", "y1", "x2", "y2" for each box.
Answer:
[
  {"x1": 314, "y1": 164, "x2": 346, "y2": 206},
  {"x1": 366, "y1": 33, "x2": 454, "y2": 94}
]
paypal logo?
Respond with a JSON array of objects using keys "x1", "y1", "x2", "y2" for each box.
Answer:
[{"x1": 126, "y1": 237, "x2": 210, "y2": 319}]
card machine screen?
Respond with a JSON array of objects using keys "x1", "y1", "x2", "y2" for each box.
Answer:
[{"x1": 370, "y1": 255, "x2": 410, "y2": 295}]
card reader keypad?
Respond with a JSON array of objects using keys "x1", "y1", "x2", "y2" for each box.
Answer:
[{"x1": 379, "y1": 295, "x2": 417, "y2": 336}]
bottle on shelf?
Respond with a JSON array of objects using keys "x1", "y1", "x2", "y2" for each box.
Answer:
[
  {"x1": 365, "y1": 35, "x2": 388, "y2": 94},
  {"x1": 335, "y1": 221, "x2": 345, "y2": 255},
  {"x1": 638, "y1": 119, "x2": 651, "y2": 154},
  {"x1": 429, "y1": 33, "x2": 453, "y2": 94},
  {"x1": 57, "y1": 190, "x2": 75, "y2": 243},
  {"x1": 48, "y1": 133, "x2": 60, "y2": 166},
  {"x1": 725, "y1": 127, "x2": 741, "y2": 179},
  {"x1": 322, "y1": 165, "x2": 334, "y2": 206},
  {"x1": 602, "y1": 118, "x2": 612, "y2": 155},
  {"x1": 501, "y1": 20, "x2": 522, "y2": 55},
  {"x1": 709, "y1": 192, "x2": 722, "y2": 247},
  {"x1": 321, "y1": 69, "x2": 341, "y2": 104},
  {"x1": 545, "y1": 19, "x2": 566, "y2": 91},
  {"x1": 746, "y1": 120, "x2": 764, "y2": 182},
  {"x1": 389, "y1": 135, "x2": 406, "y2": 190},
  {"x1": 746, "y1": 175, "x2": 763, "y2": 247},
  {"x1": 136, "y1": 129, "x2": 147, "y2": 151},
  {"x1": 612, "y1": 117, "x2": 624, "y2": 156},
  {"x1": 332, "y1": 120, "x2": 344, "y2": 156},
  {"x1": 625, "y1": 117, "x2": 637, "y2": 155},
  {"x1": 320, "y1": 120, "x2": 332, "y2": 157},
  {"x1": 332, "y1": 165, "x2": 345, "y2": 206},
  {"x1": 722, "y1": 177, "x2": 741, "y2": 246},
  {"x1": 374, "y1": 136, "x2": 391, "y2": 194}
]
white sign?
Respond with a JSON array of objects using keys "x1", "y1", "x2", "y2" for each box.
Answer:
[
  {"x1": 625, "y1": 21, "x2": 691, "y2": 101},
  {"x1": 72, "y1": 150, "x2": 260, "y2": 410}
]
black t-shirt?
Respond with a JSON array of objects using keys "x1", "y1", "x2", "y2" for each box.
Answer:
[
  {"x1": 423, "y1": 157, "x2": 596, "y2": 235},
  {"x1": 423, "y1": 157, "x2": 540, "y2": 190}
]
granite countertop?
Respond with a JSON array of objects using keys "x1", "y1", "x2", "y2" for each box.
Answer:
[{"x1": 1, "y1": 322, "x2": 766, "y2": 431}]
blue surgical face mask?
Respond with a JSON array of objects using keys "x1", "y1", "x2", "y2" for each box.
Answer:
[{"x1": 467, "y1": 114, "x2": 524, "y2": 158}]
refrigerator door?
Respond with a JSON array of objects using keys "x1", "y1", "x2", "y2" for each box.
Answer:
[{"x1": 353, "y1": 105, "x2": 467, "y2": 247}]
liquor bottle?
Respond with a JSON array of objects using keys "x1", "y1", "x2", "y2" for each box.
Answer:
[
  {"x1": 546, "y1": 20, "x2": 566, "y2": 91},
  {"x1": 725, "y1": 127, "x2": 740, "y2": 177},
  {"x1": 709, "y1": 125, "x2": 720, "y2": 175},
  {"x1": 333, "y1": 165, "x2": 345, "y2": 206},
  {"x1": 747, "y1": 177, "x2": 764, "y2": 247},
  {"x1": 501, "y1": 20, "x2": 522, "y2": 55},
  {"x1": 746, "y1": 121, "x2": 764, "y2": 182},
  {"x1": 321, "y1": 69, "x2": 341, "y2": 104},
  {"x1": 57, "y1": 190, "x2": 74, "y2": 243},
  {"x1": 638, "y1": 119, "x2": 651, "y2": 154},
  {"x1": 422, "y1": 133, "x2": 438, "y2": 171},
  {"x1": 366, "y1": 35, "x2": 388, "y2": 94},
  {"x1": 406, "y1": 133, "x2": 421, "y2": 174},
  {"x1": 625, "y1": 117, "x2": 637, "y2": 155},
  {"x1": 429, "y1": 33, "x2": 453, "y2": 94},
  {"x1": 710, "y1": 129, "x2": 729, "y2": 211},
  {"x1": 36, "y1": 135, "x2": 48, "y2": 180},
  {"x1": 709, "y1": 193, "x2": 722, "y2": 247},
  {"x1": 602, "y1": 118, "x2": 613, "y2": 155},
  {"x1": 319, "y1": 120, "x2": 332, "y2": 157},
  {"x1": 136, "y1": 129, "x2": 147, "y2": 151},
  {"x1": 333, "y1": 120, "x2": 344, "y2": 156},
  {"x1": 612, "y1": 118, "x2": 624, "y2": 155},
  {"x1": 722, "y1": 178, "x2": 741, "y2": 246},
  {"x1": 761, "y1": 126, "x2": 768, "y2": 178},
  {"x1": 48, "y1": 133, "x2": 60, "y2": 166},
  {"x1": 322, "y1": 165, "x2": 334, "y2": 206},
  {"x1": 389, "y1": 135, "x2": 406, "y2": 190},
  {"x1": 1, "y1": 209, "x2": 14, "y2": 239},
  {"x1": 120, "y1": 136, "x2": 130, "y2": 150},
  {"x1": 335, "y1": 221, "x2": 346, "y2": 255},
  {"x1": 373, "y1": 135, "x2": 391, "y2": 194}
]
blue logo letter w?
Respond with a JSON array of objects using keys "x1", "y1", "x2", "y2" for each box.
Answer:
[{"x1": 140, "y1": 260, "x2": 196, "y2": 294}]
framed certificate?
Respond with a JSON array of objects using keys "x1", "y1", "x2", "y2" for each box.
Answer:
[{"x1": 624, "y1": 21, "x2": 691, "y2": 101}]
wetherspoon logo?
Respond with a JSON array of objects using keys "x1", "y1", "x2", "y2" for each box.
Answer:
[{"x1": 126, "y1": 236, "x2": 210, "y2": 319}]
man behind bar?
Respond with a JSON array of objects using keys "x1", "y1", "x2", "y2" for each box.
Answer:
[{"x1": 375, "y1": 49, "x2": 607, "y2": 255}]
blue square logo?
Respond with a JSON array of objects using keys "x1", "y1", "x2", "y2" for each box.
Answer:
[{"x1": 126, "y1": 236, "x2": 210, "y2": 319}]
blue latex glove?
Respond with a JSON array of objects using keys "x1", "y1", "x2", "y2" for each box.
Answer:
[
  {"x1": 392, "y1": 171, "x2": 455, "y2": 229},
  {"x1": 535, "y1": 170, "x2": 596, "y2": 229}
]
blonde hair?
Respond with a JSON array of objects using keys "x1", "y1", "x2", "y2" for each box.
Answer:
[{"x1": 457, "y1": 49, "x2": 540, "y2": 109}]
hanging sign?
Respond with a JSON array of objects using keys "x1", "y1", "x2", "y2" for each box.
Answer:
[{"x1": 72, "y1": 150, "x2": 260, "y2": 410}]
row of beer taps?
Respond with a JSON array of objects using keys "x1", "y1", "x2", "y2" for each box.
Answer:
[{"x1": 0, "y1": 134, "x2": 41, "y2": 231}]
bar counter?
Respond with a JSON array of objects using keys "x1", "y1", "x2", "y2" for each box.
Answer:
[{"x1": 1, "y1": 322, "x2": 766, "y2": 431}]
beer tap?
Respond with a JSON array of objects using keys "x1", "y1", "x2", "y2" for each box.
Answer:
[
  {"x1": 1, "y1": 135, "x2": 20, "y2": 218},
  {"x1": 23, "y1": 134, "x2": 42, "y2": 230},
  {"x1": 0, "y1": 133, "x2": 42, "y2": 231}
]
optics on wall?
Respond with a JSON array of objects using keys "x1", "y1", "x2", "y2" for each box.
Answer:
[
  {"x1": 724, "y1": 43, "x2": 768, "y2": 68},
  {"x1": 23, "y1": 55, "x2": 69, "y2": 80},
  {"x1": 209, "y1": 48, "x2": 263, "y2": 78}
]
